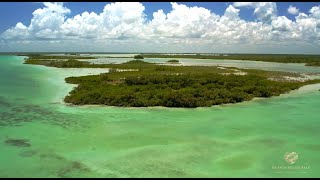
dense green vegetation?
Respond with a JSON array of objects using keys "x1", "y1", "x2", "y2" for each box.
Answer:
[
  {"x1": 65, "y1": 53, "x2": 79, "y2": 55},
  {"x1": 143, "y1": 54, "x2": 320, "y2": 66},
  {"x1": 25, "y1": 59, "x2": 96, "y2": 68},
  {"x1": 23, "y1": 55, "x2": 97, "y2": 68},
  {"x1": 25, "y1": 58, "x2": 158, "y2": 70},
  {"x1": 24, "y1": 56, "x2": 320, "y2": 107},
  {"x1": 167, "y1": 59, "x2": 179, "y2": 63},
  {"x1": 64, "y1": 72, "x2": 314, "y2": 107},
  {"x1": 305, "y1": 62, "x2": 320, "y2": 67},
  {"x1": 122, "y1": 60, "x2": 148, "y2": 64},
  {"x1": 134, "y1": 55, "x2": 144, "y2": 59}
]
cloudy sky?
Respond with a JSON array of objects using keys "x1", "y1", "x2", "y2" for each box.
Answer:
[{"x1": 0, "y1": 2, "x2": 320, "y2": 54}]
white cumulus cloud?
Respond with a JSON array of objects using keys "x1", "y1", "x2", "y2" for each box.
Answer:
[
  {"x1": 0, "y1": 2, "x2": 320, "y2": 54},
  {"x1": 288, "y1": 5, "x2": 299, "y2": 15},
  {"x1": 233, "y1": 2, "x2": 277, "y2": 23}
]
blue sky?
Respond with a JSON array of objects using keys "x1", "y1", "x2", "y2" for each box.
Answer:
[{"x1": 0, "y1": 2, "x2": 320, "y2": 53}]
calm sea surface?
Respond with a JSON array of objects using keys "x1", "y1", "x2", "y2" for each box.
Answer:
[{"x1": 0, "y1": 55, "x2": 319, "y2": 177}]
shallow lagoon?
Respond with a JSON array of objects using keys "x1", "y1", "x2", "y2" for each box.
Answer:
[
  {"x1": 0, "y1": 55, "x2": 319, "y2": 177},
  {"x1": 84, "y1": 55, "x2": 320, "y2": 74}
]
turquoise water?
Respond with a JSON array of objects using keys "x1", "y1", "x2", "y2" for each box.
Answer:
[{"x1": 0, "y1": 55, "x2": 320, "y2": 177}]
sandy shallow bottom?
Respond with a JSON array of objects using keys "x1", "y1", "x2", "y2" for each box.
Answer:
[
  {"x1": 43, "y1": 67, "x2": 110, "y2": 104},
  {"x1": 0, "y1": 56, "x2": 320, "y2": 178}
]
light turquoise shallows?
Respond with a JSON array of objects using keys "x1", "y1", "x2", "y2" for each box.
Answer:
[{"x1": 0, "y1": 55, "x2": 319, "y2": 178}]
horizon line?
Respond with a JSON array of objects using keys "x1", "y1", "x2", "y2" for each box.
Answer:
[{"x1": 1, "y1": 52, "x2": 320, "y2": 56}]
